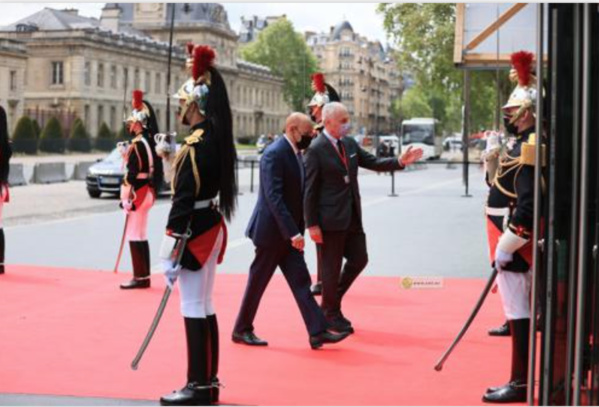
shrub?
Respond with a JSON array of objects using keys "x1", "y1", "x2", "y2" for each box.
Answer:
[
  {"x1": 68, "y1": 118, "x2": 91, "y2": 152},
  {"x1": 32, "y1": 119, "x2": 41, "y2": 139},
  {"x1": 95, "y1": 122, "x2": 115, "y2": 152},
  {"x1": 11, "y1": 116, "x2": 37, "y2": 154},
  {"x1": 39, "y1": 117, "x2": 66, "y2": 153}
]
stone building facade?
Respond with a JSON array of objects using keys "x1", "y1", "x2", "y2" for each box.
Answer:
[
  {"x1": 0, "y1": 39, "x2": 27, "y2": 133},
  {"x1": 0, "y1": 4, "x2": 289, "y2": 141},
  {"x1": 306, "y1": 21, "x2": 403, "y2": 135}
]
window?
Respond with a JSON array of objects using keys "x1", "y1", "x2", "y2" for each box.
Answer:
[
  {"x1": 110, "y1": 65, "x2": 117, "y2": 89},
  {"x1": 84, "y1": 62, "x2": 91, "y2": 86},
  {"x1": 123, "y1": 67, "x2": 129, "y2": 88},
  {"x1": 84, "y1": 105, "x2": 90, "y2": 126},
  {"x1": 51, "y1": 61, "x2": 63, "y2": 85},
  {"x1": 98, "y1": 105, "x2": 104, "y2": 130},
  {"x1": 97, "y1": 63, "x2": 104, "y2": 88},
  {"x1": 145, "y1": 71, "x2": 151, "y2": 93},
  {"x1": 134, "y1": 68, "x2": 140, "y2": 89},
  {"x1": 9, "y1": 70, "x2": 17, "y2": 91},
  {"x1": 155, "y1": 73, "x2": 161, "y2": 95},
  {"x1": 110, "y1": 106, "x2": 116, "y2": 130}
]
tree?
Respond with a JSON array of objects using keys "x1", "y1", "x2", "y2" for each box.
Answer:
[
  {"x1": 240, "y1": 18, "x2": 319, "y2": 111},
  {"x1": 393, "y1": 87, "x2": 433, "y2": 121},
  {"x1": 96, "y1": 122, "x2": 115, "y2": 152},
  {"x1": 39, "y1": 117, "x2": 65, "y2": 153},
  {"x1": 378, "y1": 3, "x2": 511, "y2": 133},
  {"x1": 69, "y1": 118, "x2": 92, "y2": 152},
  {"x1": 11, "y1": 116, "x2": 37, "y2": 154}
]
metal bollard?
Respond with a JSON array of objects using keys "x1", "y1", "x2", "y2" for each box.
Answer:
[{"x1": 389, "y1": 171, "x2": 398, "y2": 197}]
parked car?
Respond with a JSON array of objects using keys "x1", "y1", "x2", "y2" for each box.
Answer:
[
  {"x1": 443, "y1": 135, "x2": 464, "y2": 152},
  {"x1": 256, "y1": 134, "x2": 275, "y2": 154},
  {"x1": 86, "y1": 147, "x2": 170, "y2": 199}
]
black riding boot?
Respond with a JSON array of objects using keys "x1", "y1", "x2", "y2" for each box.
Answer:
[
  {"x1": 0, "y1": 228, "x2": 5, "y2": 274},
  {"x1": 483, "y1": 318, "x2": 529, "y2": 403},
  {"x1": 120, "y1": 241, "x2": 151, "y2": 289},
  {"x1": 161, "y1": 318, "x2": 212, "y2": 406},
  {"x1": 488, "y1": 320, "x2": 511, "y2": 336},
  {"x1": 207, "y1": 314, "x2": 220, "y2": 404}
]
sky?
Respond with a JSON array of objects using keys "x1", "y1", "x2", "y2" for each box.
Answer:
[{"x1": 0, "y1": 2, "x2": 390, "y2": 45}]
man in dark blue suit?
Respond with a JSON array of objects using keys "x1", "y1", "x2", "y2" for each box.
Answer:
[{"x1": 232, "y1": 113, "x2": 350, "y2": 349}]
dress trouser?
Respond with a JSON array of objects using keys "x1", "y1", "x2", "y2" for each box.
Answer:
[
  {"x1": 319, "y1": 211, "x2": 368, "y2": 319},
  {"x1": 234, "y1": 240, "x2": 329, "y2": 336}
]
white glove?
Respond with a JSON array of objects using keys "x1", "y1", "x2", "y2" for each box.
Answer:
[
  {"x1": 121, "y1": 200, "x2": 133, "y2": 213},
  {"x1": 494, "y1": 248, "x2": 513, "y2": 273},
  {"x1": 162, "y1": 259, "x2": 182, "y2": 289}
]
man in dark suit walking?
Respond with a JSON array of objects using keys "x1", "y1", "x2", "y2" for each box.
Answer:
[
  {"x1": 232, "y1": 112, "x2": 350, "y2": 349},
  {"x1": 304, "y1": 102, "x2": 423, "y2": 333}
]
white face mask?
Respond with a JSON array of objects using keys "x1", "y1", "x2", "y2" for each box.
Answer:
[{"x1": 338, "y1": 122, "x2": 352, "y2": 138}]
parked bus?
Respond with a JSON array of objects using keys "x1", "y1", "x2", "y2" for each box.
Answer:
[{"x1": 400, "y1": 118, "x2": 443, "y2": 160}]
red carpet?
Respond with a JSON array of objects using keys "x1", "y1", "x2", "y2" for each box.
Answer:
[{"x1": 0, "y1": 265, "x2": 520, "y2": 405}]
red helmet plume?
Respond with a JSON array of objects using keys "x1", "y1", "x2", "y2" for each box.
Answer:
[
  {"x1": 192, "y1": 45, "x2": 216, "y2": 82},
  {"x1": 311, "y1": 73, "x2": 326, "y2": 93},
  {"x1": 132, "y1": 90, "x2": 144, "y2": 110},
  {"x1": 511, "y1": 51, "x2": 534, "y2": 87}
]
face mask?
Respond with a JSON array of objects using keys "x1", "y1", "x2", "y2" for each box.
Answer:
[
  {"x1": 338, "y1": 122, "x2": 352, "y2": 138},
  {"x1": 296, "y1": 133, "x2": 313, "y2": 150},
  {"x1": 503, "y1": 115, "x2": 519, "y2": 135}
]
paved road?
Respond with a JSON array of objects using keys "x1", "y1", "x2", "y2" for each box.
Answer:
[{"x1": 4, "y1": 164, "x2": 489, "y2": 279}]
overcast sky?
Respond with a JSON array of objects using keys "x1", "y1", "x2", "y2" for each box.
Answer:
[{"x1": 0, "y1": 2, "x2": 390, "y2": 45}]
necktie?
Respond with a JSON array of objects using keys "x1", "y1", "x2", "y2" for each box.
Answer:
[{"x1": 297, "y1": 151, "x2": 305, "y2": 188}]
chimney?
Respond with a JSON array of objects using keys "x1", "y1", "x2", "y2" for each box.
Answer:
[
  {"x1": 62, "y1": 8, "x2": 79, "y2": 16},
  {"x1": 100, "y1": 5, "x2": 121, "y2": 33}
]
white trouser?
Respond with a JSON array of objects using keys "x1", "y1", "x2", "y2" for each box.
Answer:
[
  {"x1": 125, "y1": 190, "x2": 155, "y2": 241},
  {"x1": 496, "y1": 270, "x2": 532, "y2": 320},
  {"x1": 178, "y1": 228, "x2": 224, "y2": 318}
]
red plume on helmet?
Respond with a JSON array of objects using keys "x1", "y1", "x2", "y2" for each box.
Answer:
[
  {"x1": 186, "y1": 42, "x2": 195, "y2": 57},
  {"x1": 511, "y1": 51, "x2": 534, "y2": 87},
  {"x1": 311, "y1": 73, "x2": 326, "y2": 93},
  {"x1": 192, "y1": 45, "x2": 216, "y2": 82},
  {"x1": 132, "y1": 90, "x2": 144, "y2": 110}
]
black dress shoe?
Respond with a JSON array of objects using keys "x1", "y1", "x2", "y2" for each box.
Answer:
[
  {"x1": 231, "y1": 331, "x2": 268, "y2": 346},
  {"x1": 160, "y1": 382, "x2": 212, "y2": 406},
  {"x1": 310, "y1": 329, "x2": 351, "y2": 349},
  {"x1": 488, "y1": 321, "x2": 510, "y2": 337},
  {"x1": 310, "y1": 282, "x2": 322, "y2": 296},
  {"x1": 338, "y1": 312, "x2": 352, "y2": 327},
  {"x1": 120, "y1": 278, "x2": 150, "y2": 289},
  {"x1": 327, "y1": 317, "x2": 354, "y2": 334},
  {"x1": 482, "y1": 381, "x2": 527, "y2": 403}
]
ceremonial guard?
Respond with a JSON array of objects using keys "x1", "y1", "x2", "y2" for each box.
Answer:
[
  {"x1": 483, "y1": 51, "x2": 540, "y2": 403},
  {"x1": 306, "y1": 72, "x2": 341, "y2": 295},
  {"x1": 0, "y1": 106, "x2": 11, "y2": 275},
  {"x1": 119, "y1": 91, "x2": 162, "y2": 289},
  {"x1": 159, "y1": 44, "x2": 237, "y2": 406}
]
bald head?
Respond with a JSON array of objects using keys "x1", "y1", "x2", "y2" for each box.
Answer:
[{"x1": 285, "y1": 112, "x2": 314, "y2": 147}]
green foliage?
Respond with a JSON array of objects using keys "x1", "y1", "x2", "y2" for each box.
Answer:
[
  {"x1": 39, "y1": 116, "x2": 66, "y2": 153},
  {"x1": 393, "y1": 87, "x2": 433, "y2": 120},
  {"x1": 68, "y1": 118, "x2": 91, "y2": 152},
  {"x1": 32, "y1": 119, "x2": 41, "y2": 138},
  {"x1": 11, "y1": 116, "x2": 37, "y2": 154},
  {"x1": 240, "y1": 18, "x2": 319, "y2": 111},
  {"x1": 378, "y1": 3, "x2": 511, "y2": 133},
  {"x1": 97, "y1": 122, "x2": 113, "y2": 139}
]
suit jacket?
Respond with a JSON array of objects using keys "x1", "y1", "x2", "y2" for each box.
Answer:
[
  {"x1": 303, "y1": 132, "x2": 403, "y2": 232},
  {"x1": 246, "y1": 136, "x2": 305, "y2": 247}
]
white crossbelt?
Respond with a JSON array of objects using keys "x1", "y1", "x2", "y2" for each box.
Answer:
[
  {"x1": 486, "y1": 207, "x2": 510, "y2": 217},
  {"x1": 194, "y1": 199, "x2": 216, "y2": 210}
]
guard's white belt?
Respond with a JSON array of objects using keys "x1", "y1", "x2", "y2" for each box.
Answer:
[
  {"x1": 194, "y1": 199, "x2": 215, "y2": 210},
  {"x1": 486, "y1": 207, "x2": 510, "y2": 217}
]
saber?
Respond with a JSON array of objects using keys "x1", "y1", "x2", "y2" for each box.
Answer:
[
  {"x1": 434, "y1": 268, "x2": 498, "y2": 371},
  {"x1": 131, "y1": 229, "x2": 192, "y2": 371},
  {"x1": 113, "y1": 214, "x2": 129, "y2": 274}
]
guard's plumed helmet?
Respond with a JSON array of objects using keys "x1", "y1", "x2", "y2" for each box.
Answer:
[
  {"x1": 503, "y1": 51, "x2": 537, "y2": 121},
  {"x1": 174, "y1": 44, "x2": 216, "y2": 118},
  {"x1": 308, "y1": 73, "x2": 341, "y2": 108},
  {"x1": 125, "y1": 90, "x2": 151, "y2": 128}
]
